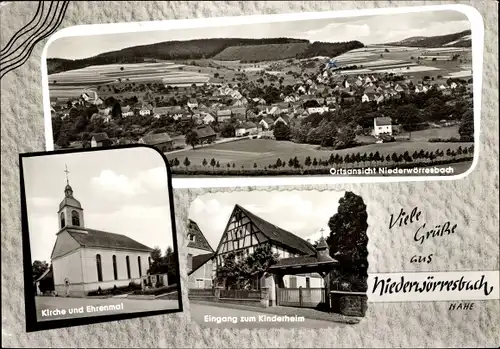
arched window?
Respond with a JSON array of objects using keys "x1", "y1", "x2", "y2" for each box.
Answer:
[
  {"x1": 96, "y1": 254, "x2": 103, "y2": 282},
  {"x1": 138, "y1": 256, "x2": 142, "y2": 277},
  {"x1": 126, "y1": 256, "x2": 131, "y2": 279},
  {"x1": 60, "y1": 212, "x2": 65, "y2": 228},
  {"x1": 71, "y1": 210, "x2": 80, "y2": 226},
  {"x1": 112, "y1": 255, "x2": 118, "y2": 280}
]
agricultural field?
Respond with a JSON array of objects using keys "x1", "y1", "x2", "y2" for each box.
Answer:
[
  {"x1": 213, "y1": 43, "x2": 310, "y2": 61},
  {"x1": 168, "y1": 136, "x2": 473, "y2": 172},
  {"x1": 48, "y1": 62, "x2": 211, "y2": 99}
]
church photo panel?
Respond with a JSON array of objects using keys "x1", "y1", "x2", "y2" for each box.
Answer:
[{"x1": 19, "y1": 145, "x2": 183, "y2": 332}]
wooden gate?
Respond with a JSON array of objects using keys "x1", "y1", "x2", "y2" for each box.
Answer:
[{"x1": 277, "y1": 287, "x2": 325, "y2": 308}]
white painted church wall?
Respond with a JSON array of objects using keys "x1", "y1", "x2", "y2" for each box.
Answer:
[
  {"x1": 80, "y1": 248, "x2": 152, "y2": 292},
  {"x1": 53, "y1": 249, "x2": 85, "y2": 297}
]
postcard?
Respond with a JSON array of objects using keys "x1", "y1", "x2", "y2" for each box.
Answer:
[
  {"x1": 19, "y1": 146, "x2": 183, "y2": 332},
  {"x1": 183, "y1": 188, "x2": 499, "y2": 334},
  {"x1": 41, "y1": 4, "x2": 483, "y2": 188}
]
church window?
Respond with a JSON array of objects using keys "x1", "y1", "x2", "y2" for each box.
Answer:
[
  {"x1": 138, "y1": 256, "x2": 142, "y2": 277},
  {"x1": 112, "y1": 255, "x2": 118, "y2": 280},
  {"x1": 60, "y1": 212, "x2": 65, "y2": 228},
  {"x1": 96, "y1": 254, "x2": 103, "y2": 282},
  {"x1": 71, "y1": 210, "x2": 80, "y2": 226},
  {"x1": 126, "y1": 256, "x2": 131, "y2": 279}
]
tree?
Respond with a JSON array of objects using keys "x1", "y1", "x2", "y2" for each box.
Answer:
[
  {"x1": 253, "y1": 163, "x2": 257, "y2": 168},
  {"x1": 326, "y1": 191, "x2": 369, "y2": 293},
  {"x1": 273, "y1": 121, "x2": 291, "y2": 141},
  {"x1": 304, "y1": 156, "x2": 312, "y2": 167},
  {"x1": 276, "y1": 158, "x2": 283, "y2": 168},
  {"x1": 458, "y1": 109, "x2": 474, "y2": 142},
  {"x1": 202, "y1": 158, "x2": 208, "y2": 167},
  {"x1": 112, "y1": 102, "x2": 122, "y2": 119},
  {"x1": 210, "y1": 158, "x2": 216, "y2": 170},
  {"x1": 32, "y1": 260, "x2": 49, "y2": 280},
  {"x1": 185, "y1": 130, "x2": 199, "y2": 149},
  {"x1": 312, "y1": 157, "x2": 318, "y2": 167},
  {"x1": 183, "y1": 157, "x2": 191, "y2": 168}
]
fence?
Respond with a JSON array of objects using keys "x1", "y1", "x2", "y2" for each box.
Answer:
[
  {"x1": 220, "y1": 289, "x2": 261, "y2": 300},
  {"x1": 277, "y1": 287, "x2": 325, "y2": 308},
  {"x1": 188, "y1": 288, "x2": 215, "y2": 299}
]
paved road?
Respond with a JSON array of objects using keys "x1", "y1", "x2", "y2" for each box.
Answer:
[
  {"x1": 36, "y1": 296, "x2": 180, "y2": 322},
  {"x1": 190, "y1": 303, "x2": 345, "y2": 329}
]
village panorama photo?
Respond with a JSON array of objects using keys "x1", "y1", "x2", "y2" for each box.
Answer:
[
  {"x1": 19, "y1": 146, "x2": 182, "y2": 331},
  {"x1": 45, "y1": 7, "x2": 477, "y2": 179},
  {"x1": 186, "y1": 190, "x2": 369, "y2": 328}
]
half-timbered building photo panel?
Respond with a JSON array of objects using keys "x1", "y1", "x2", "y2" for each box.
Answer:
[
  {"x1": 19, "y1": 146, "x2": 182, "y2": 331},
  {"x1": 186, "y1": 190, "x2": 369, "y2": 328}
]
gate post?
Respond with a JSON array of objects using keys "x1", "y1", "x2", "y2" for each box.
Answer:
[{"x1": 299, "y1": 286, "x2": 303, "y2": 307}]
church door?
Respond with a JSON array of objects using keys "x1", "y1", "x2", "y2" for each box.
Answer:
[{"x1": 64, "y1": 278, "x2": 70, "y2": 297}]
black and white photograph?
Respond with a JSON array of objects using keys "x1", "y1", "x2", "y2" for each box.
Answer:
[
  {"x1": 20, "y1": 146, "x2": 182, "y2": 331},
  {"x1": 44, "y1": 6, "x2": 479, "y2": 181},
  {"x1": 186, "y1": 190, "x2": 369, "y2": 328}
]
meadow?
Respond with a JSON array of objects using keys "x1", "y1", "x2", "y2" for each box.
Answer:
[{"x1": 167, "y1": 133, "x2": 473, "y2": 172}]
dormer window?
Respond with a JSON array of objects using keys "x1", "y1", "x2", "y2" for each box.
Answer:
[{"x1": 189, "y1": 234, "x2": 196, "y2": 242}]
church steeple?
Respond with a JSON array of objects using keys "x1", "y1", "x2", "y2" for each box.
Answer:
[{"x1": 58, "y1": 165, "x2": 85, "y2": 231}]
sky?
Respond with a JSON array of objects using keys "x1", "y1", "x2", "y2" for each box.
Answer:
[
  {"x1": 188, "y1": 191, "x2": 346, "y2": 251},
  {"x1": 47, "y1": 10, "x2": 470, "y2": 60},
  {"x1": 22, "y1": 147, "x2": 175, "y2": 263}
]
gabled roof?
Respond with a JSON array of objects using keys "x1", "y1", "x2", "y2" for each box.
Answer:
[
  {"x1": 91, "y1": 133, "x2": 110, "y2": 142},
  {"x1": 141, "y1": 132, "x2": 172, "y2": 145},
  {"x1": 193, "y1": 125, "x2": 216, "y2": 138},
  {"x1": 374, "y1": 117, "x2": 392, "y2": 126},
  {"x1": 66, "y1": 228, "x2": 153, "y2": 252},
  {"x1": 235, "y1": 205, "x2": 316, "y2": 255},
  {"x1": 187, "y1": 219, "x2": 214, "y2": 252},
  {"x1": 217, "y1": 109, "x2": 231, "y2": 117},
  {"x1": 188, "y1": 252, "x2": 215, "y2": 276}
]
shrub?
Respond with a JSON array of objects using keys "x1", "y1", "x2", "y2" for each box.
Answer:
[
  {"x1": 428, "y1": 137, "x2": 466, "y2": 143},
  {"x1": 133, "y1": 284, "x2": 178, "y2": 296}
]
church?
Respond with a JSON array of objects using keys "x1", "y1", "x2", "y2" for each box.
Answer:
[{"x1": 50, "y1": 168, "x2": 154, "y2": 297}]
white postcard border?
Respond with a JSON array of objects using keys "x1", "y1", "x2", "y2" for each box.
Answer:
[{"x1": 40, "y1": 4, "x2": 484, "y2": 189}]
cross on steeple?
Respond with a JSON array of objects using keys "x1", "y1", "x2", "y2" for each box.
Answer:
[
  {"x1": 64, "y1": 164, "x2": 70, "y2": 185},
  {"x1": 320, "y1": 228, "x2": 325, "y2": 238}
]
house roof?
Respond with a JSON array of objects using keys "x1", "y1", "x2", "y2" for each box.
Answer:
[
  {"x1": 91, "y1": 133, "x2": 110, "y2": 142},
  {"x1": 66, "y1": 228, "x2": 154, "y2": 252},
  {"x1": 261, "y1": 117, "x2": 274, "y2": 124},
  {"x1": 235, "y1": 205, "x2": 316, "y2": 256},
  {"x1": 193, "y1": 125, "x2": 216, "y2": 138},
  {"x1": 187, "y1": 219, "x2": 214, "y2": 252},
  {"x1": 239, "y1": 121, "x2": 257, "y2": 129},
  {"x1": 217, "y1": 110, "x2": 231, "y2": 117},
  {"x1": 231, "y1": 107, "x2": 246, "y2": 115},
  {"x1": 374, "y1": 117, "x2": 392, "y2": 126},
  {"x1": 188, "y1": 252, "x2": 215, "y2": 276},
  {"x1": 141, "y1": 132, "x2": 172, "y2": 145}
]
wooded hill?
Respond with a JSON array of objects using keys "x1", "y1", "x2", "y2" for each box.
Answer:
[
  {"x1": 385, "y1": 30, "x2": 472, "y2": 48},
  {"x1": 47, "y1": 38, "x2": 364, "y2": 74}
]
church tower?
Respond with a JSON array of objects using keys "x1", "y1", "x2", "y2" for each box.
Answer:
[{"x1": 57, "y1": 165, "x2": 84, "y2": 231}]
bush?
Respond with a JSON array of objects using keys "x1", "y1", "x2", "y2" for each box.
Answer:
[
  {"x1": 132, "y1": 283, "x2": 178, "y2": 296},
  {"x1": 428, "y1": 137, "x2": 468, "y2": 143},
  {"x1": 87, "y1": 281, "x2": 141, "y2": 296}
]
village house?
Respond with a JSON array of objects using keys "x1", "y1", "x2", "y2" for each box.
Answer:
[
  {"x1": 307, "y1": 106, "x2": 329, "y2": 115},
  {"x1": 139, "y1": 132, "x2": 174, "y2": 152},
  {"x1": 187, "y1": 98, "x2": 199, "y2": 109},
  {"x1": 187, "y1": 220, "x2": 215, "y2": 289},
  {"x1": 201, "y1": 112, "x2": 215, "y2": 124},
  {"x1": 259, "y1": 117, "x2": 274, "y2": 130},
  {"x1": 192, "y1": 125, "x2": 216, "y2": 144},
  {"x1": 121, "y1": 106, "x2": 134, "y2": 118},
  {"x1": 90, "y1": 133, "x2": 112, "y2": 148},
  {"x1": 137, "y1": 104, "x2": 152, "y2": 117},
  {"x1": 216, "y1": 109, "x2": 232, "y2": 123},
  {"x1": 274, "y1": 116, "x2": 289, "y2": 126},
  {"x1": 235, "y1": 121, "x2": 258, "y2": 137},
  {"x1": 373, "y1": 117, "x2": 393, "y2": 136}
]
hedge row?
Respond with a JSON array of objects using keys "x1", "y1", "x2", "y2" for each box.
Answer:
[
  {"x1": 171, "y1": 157, "x2": 473, "y2": 176},
  {"x1": 132, "y1": 284, "x2": 178, "y2": 296}
]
